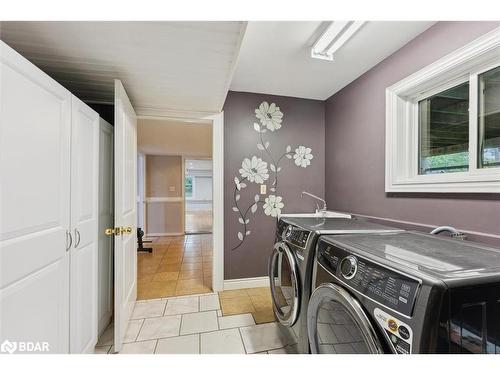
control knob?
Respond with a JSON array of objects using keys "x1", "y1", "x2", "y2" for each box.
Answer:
[{"x1": 340, "y1": 255, "x2": 358, "y2": 280}]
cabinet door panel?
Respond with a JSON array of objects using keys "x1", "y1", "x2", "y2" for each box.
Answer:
[
  {"x1": 0, "y1": 41, "x2": 71, "y2": 353},
  {"x1": 70, "y1": 96, "x2": 99, "y2": 353}
]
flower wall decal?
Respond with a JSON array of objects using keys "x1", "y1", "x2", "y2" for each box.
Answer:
[
  {"x1": 263, "y1": 195, "x2": 284, "y2": 218},
  {"x1": 294, "y1": 146, "x2": 314, "y2": 168},
  {"x1": 239, "y1": 156, "x2": 269, "y2": 184},
  {"x1": 255, "y1": 101, "x2": 283, "y2": 131},
  {"x1": 231, "y1": 101, "x2": 314, "y2": 250}
]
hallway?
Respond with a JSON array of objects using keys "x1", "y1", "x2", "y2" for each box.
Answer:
[{"x1": 137, "y1": 234, "x2": 213, "y2": 300}]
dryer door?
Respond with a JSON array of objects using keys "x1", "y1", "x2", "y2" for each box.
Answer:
[
  {"x1": 307, "y1": 283, "x2": 384, "y2": 354},
  {"x1": 269, "y1": 241, "x2": 300, "y2": 326}
]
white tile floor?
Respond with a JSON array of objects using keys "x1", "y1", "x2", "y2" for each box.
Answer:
[{"x1": 95, "y1": 292, "x2": 298, "y2": 354}]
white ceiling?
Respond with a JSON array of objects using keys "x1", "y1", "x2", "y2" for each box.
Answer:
[
  {"x1": 230, "y1": 21, "x2": 435, "y2": 100},
  {"x1": 0, "y1": 21, "x2": 246, "y2": 116},
  {"x1": 0, "y1": 21, "x2": 435, "y2": 114}
]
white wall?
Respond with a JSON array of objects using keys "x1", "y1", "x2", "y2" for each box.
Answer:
[
  {"x1": 138, "y1": 118, "x2": 212, "y2": 157},
  {"x1": 193, "y1": 176, "x2": 212, "y2": 201}
]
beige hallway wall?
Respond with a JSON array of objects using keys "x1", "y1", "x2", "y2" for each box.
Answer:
[{"x1": 146, "y1": 155, "x2": 183, "y2": 235}]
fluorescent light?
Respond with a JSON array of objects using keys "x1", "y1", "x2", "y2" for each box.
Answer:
[{"x1": 311, "y1": 21, "x2": 365, "y2": 61}]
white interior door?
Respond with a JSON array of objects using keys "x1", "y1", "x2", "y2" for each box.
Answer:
[
  {"x1": 69, "y1": 96, "x2": 99, "y2": 353},
  {"x1": 113, "y1": 79, "x2": 137, "y2": 353},
  {"x1": 0, "y1": 41, "x2": 71, "y2": 353},
  {"x1": 97, "y1": 119, "x2": 114, "y2": 336}
]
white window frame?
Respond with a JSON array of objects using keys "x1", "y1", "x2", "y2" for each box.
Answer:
[{"x1": 386, "y1": 27, "x2": 500, "y2": 193}]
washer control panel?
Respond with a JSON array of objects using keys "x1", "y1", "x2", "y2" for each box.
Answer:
[
  {"x1": 317, "y1": 239, "x2": 420, "y2": 317},
  {"x1": 277, "y1": 222, "x2": 311, "y2": 249}
]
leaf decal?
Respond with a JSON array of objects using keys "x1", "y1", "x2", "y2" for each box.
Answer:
[
  {"x1": 253, "y1": 123, "x2": 261, "y2": 132},
  {"x1": 270, "y1": 164, "x2": 276, "y2": 172},
  {"x1": 286, "y1": 145, "x2": 291, "y2": 153},
  {"x1": 238, "y1": 217, "x2": 245, "y2": 224},
  {"x1": 286, "y1": 154, "x2": 292, "y2": 159},
  {"x1": 240, "y1": 183, "x2": 247, "y2": 189},
  {"x1": 257, "y1": 143, "x2": 265, "y2": 151},
  {"x1": 237, "y1": 232, "x2": 243, "y2": 241},
  {"x1": 246, "y1": 230, "x2": 251, "y2": 236},
  {"x1": 270, "y1": 187, "x2": 276, "y2": 192},
  {"x1": 277, "y1": 167, "x2": 281, "y2": 172},
  {"x1": 254, "y1": 194, "x2": 259, "y2": 202},
  {"x1": 234, "y1": 177, "x2": 239, "y2": 185},
  {"x1": 232, "y1": 207, "x2": 239, "y2": 212},
  {"x1": 265, "y1": 141, "x2": 270, "y2": 149},
  {"x1": 245, "y1": 219, "x2": 250, "y2": 224},
  {"x1": 235, "y1": 194, "x2": 240, "y2": 201},
  {"x1": 251, "y1": 203, "x2": 257, "y2": 213}
]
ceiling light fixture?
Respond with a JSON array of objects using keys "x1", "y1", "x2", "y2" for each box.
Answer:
[{"x1": 311, "y1": 21, "x2": 365, "y2": 61}]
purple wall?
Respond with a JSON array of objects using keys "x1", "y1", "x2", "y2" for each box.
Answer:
[
  {"x1": 325, "y1": 21, "x2": 500, "y2": 246},
  {"x1": 223, "y1": 91, "x2": 325, "y2": 279}
]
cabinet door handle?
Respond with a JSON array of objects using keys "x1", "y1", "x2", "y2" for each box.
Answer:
[
  {"x1": 66, "y1": 230, "x2": 73, "y2": 251},
  {"x1": 74, "y1": 229, "x2": 81, "y2": 248}
]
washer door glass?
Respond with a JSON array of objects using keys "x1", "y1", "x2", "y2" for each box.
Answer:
[
  {"x1": 269, "y1": 242, "x2": 300, "y2": 326},
  {"x1": 307, "y1": 283, "x2": 383, "y2": 354}
]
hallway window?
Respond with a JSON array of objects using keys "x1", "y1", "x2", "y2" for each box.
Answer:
[{"x1": 185, "y1": 176, "x2": 193, "y2": 197}]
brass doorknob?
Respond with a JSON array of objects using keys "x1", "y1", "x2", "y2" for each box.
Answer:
[
  {"x1": 121, "y1": 227, "x2": 133, "y2": 235},
  {"x1": 105, "y1": 227, "x2": 118, "y2": 236},
  {"x1": 105, "y1": 226, "x2": 133, "y2": 236}
]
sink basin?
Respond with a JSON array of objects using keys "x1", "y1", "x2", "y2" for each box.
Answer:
[{"x1": 279, "y1": 211, "x2": 352, "y2": 219}]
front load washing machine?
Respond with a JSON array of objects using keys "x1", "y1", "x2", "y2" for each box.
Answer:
[
  {"x1": 269, "y1": 216, "x2": 404, "y2": 353},
  {"x1": 307, "y1": 231, "x2": 500, "y2": 354}
]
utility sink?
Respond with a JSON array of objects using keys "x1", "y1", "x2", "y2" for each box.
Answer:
[{"x1": 279, "y1": 211, "x2": 352, "y2": 219}]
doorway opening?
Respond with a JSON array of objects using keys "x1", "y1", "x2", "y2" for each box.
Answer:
[
  {"x1": 184, "y1": 159, "x2": 213, "y2": 234},
  {"x1": 135, "y1": 117, "x2": 215, "y2": 301}
]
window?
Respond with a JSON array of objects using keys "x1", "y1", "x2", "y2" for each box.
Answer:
[
  {"x1": 478, "y1": 66, "x2": 500, "y2": 169},
  {"x1": 386, "y1": 27, "x2": 500, "y2": 193},
  {"x1": 185, "y1": 176, "x2": 193, "y2": 198},
  {"x1": 418, "y1": 82, "x2": 470, "y2": 175}
]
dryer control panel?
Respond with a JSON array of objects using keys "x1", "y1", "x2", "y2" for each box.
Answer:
[
  {"x1": 277, "y1": 221, "x2": 311, "y2": 249},
  {"x1": 317, "y1": 240, "x2": 420, "y2": 317}
]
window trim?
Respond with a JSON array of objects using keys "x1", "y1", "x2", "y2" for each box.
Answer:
[{"x1": 385, "y1": 27, "x2": 500, "y2": 193}]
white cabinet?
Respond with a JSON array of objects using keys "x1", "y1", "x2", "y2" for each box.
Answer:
[
  {"x1": 0, "y1": 41, "x2": 100, "y2": 354},
  {"x1": 69, "y1": 96, "x2": 99, "y2": 353}
]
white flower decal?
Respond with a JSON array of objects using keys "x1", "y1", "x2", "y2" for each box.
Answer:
[
  {"x1": 231, "y1": 99, "x2": 314, "y2": 251},
  {"x1": 239, "y1": 156, "x2": 269, "y2": 184},
  {"x1": 263, "y1": 195, "x2": 284, "y2": 217},
  {"x1": 255, "y1": 101, "x2": 283, "y2": 131},
  {"x1": 293, "y1": 146, "x2": 313, "y2": 168}
]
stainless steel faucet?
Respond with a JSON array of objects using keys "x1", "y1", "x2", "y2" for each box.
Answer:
[
  {"x1": 430, "y1": 226, "x2": 467, "y2": 240},
  {"x1": 301, "y1": 191, "x2": 327, "y2": 215}
]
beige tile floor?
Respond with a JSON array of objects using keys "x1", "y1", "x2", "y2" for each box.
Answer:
[
  {"x1": 138, "y1": 234, "x2": 213, "y2": 300},
  {"x1": 95, "y1": 292, "x2": 297, "y2": 354},
  {"x1": 185, "y1": 209, "x2": 213, "y2": 233},
  {"x1": 219, "y1": 287, "x2": 277, "y2": 324}
]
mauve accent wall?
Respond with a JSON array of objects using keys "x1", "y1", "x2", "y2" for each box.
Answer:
[
  {"x1": 223, "y1": 91, "x2": 325, "y2": 279},
  {"x1": 325, "y1": 21, "x2": 500, "y2": 246}
]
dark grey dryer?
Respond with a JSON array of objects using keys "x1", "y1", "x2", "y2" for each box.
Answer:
[
  {"x1": 269, "y1": 216, "x2": 403, "y2": 353},
  {"x1": 307, "y1": 231, "x2": 500, "y2": 354}
]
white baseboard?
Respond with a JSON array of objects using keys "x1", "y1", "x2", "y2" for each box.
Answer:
[
  {"x1": 146, "y1": 232, "x2": 184, "y2": 237},
  {"x1": 223, "y1": 276, "x2": 270, "y2": 290}
]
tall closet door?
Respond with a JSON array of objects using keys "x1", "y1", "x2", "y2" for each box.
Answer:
[
  {"x1": 69, "y1": 96, "x2": 99, "y2": 353},
  {"x1": 0, "y1": 41, "x2": 71, "y2": 353}
]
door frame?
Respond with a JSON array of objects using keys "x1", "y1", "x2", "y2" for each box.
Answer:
[{"x1": 137, "y1": 112, "x2": 224, "y2": 292}]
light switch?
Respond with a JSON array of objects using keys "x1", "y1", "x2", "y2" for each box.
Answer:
[
  {"x1": 260, "y1": 184, "x2": 267, "y2": 194},
  {"x1": 169, "y1": 186, "x2": 175, "y2": 192}
]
